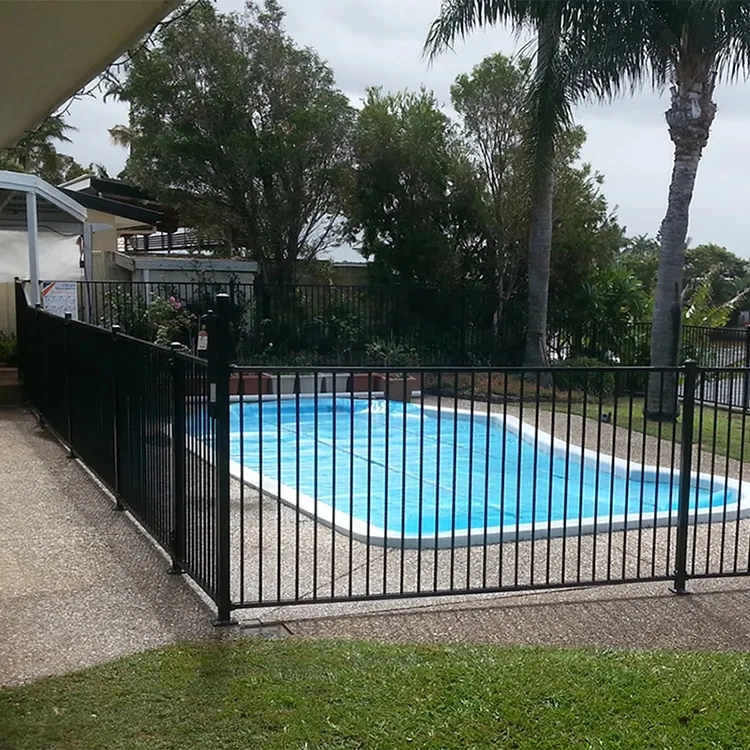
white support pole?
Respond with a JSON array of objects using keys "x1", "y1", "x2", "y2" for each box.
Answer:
[
  {"x1": 143, "y1": 268, "x2": 151, "y2": 303},
  {"x1": 26, "y1": 191, "x2": 41, "y2": 306},
  {"x1": 82, "y1": 222, "x2": 93, "y2": 323}
]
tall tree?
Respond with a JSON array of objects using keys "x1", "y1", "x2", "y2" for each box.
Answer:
[
  {"x1": 617, "y1": 235, "x2": 661, "y2": 294},
  {"x1": 640, "y1": 1, "x2": 750, "y2": 420},
  {"x1": 450, "y1": 54, "x2": 531, "y2": 321},
  {"x1": 347, "y1": 87, "x2": 482, "y2": 287},
  {"x1": 349, "y1": 59, "x2": 625, "y2": 333},
  {"x1": 451, "y1": 53, "x2": 625, "y2": 327},
  {"x1": 117, "y1": 0, "x2": 355, "y2": 284},
  {"x1": 425, "y1": 0, "x2": 638, "y2": 367}
]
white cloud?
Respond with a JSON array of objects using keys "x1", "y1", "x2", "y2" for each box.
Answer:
[{"x1": 63, "y1": 0, "x2": 750, "y2": 257}]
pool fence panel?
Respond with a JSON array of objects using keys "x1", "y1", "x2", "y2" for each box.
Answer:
[
  {"x1": 14, "y1": 280, "x2": 750, "y2": 622},
  {"x1": 35, "y1": 279, "x2": 750, "y2": 384}
]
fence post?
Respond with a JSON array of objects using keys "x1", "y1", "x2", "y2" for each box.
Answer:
[
  {"x1": 111, "y1": 325, "x2": 124, "y2": 511},
  {"x1": 169, "y1": 343, "x2": 186, "y2": 574},
  {"x1": 211, "y1": 293, "x2": 235, "y2": 625},
  {"x1": 14, "y1": 278, "x2": 25, "y2": 385},
  {"x1": 743, "y1": 326, "x2": 750, "y2": 412},
  {"x1": 33, "y1": 304, "x2": 44, "y2": 427},
  {"x1": 64, "y1": 313, "x2": 75, "y2": 458},
  {"x1": 672, "y1": 359, "x2": 697, "y2": 595}
]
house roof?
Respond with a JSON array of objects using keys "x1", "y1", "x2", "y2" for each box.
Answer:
[
  {"x1": 319, "y1": 243, "x2": 370, "y2": 265},
  {"x1": 60, "y1": 175, "x2": 179, "y2": 233}
]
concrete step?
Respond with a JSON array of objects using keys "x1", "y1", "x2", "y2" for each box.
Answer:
[
  {"x1": 0, "y1": 385, "x2": 22, "y2": 407},
  {"x1": 0, "y1": 367, "x2": 22, "y2": 406}
]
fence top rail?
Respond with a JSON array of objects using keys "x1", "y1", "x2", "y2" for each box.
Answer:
[
  {"x1": 114, "y1": 328, "x2": 181, "y2": 354},
  {"x1": 231, "y1": 364, "x2": 686, "y2": 375},
  {"x1": 175, "y1": 350, "x2": 209, "y2": 367},
  {"x1": 698, "y1": 366, "x2": 750, "y2": 375}
]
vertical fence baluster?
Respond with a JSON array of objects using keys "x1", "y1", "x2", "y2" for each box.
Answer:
[
  {"x1": 672, "y1": 360, "x2": 697, "y2": 594},
  {"x1": 170, "y1": 343, "x2": 186, "y2": 574},
  {"x1": 212, "y1": 294, "x2": 235, "y2": 625},
  {"x1": 111, "y1": 325, "x2": 123, "y2": 511},
  {"x1": 63, "y1": 312, "x2": 75, "y2": 458},
  {"x1": 743, "y1": 326, "x2": 750, "y2": 412}
]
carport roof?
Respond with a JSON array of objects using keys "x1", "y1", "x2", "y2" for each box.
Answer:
[{"x1": 0, "y1": 171, "x2": 87, "y2": 230}]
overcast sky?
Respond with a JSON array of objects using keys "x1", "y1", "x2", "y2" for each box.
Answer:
[{"x1": 63, "y1": 0, "x2": 750, "y2": 257}]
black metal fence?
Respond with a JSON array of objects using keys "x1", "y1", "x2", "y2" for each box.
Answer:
[
  {"x1": 16, "y1": 283, "x2": 750, "y2": 622},
  {"x1": 63, "y1": 279, "x2": 518, "y2": 366},
  {"x1": 223, "y1": 362, "x2": 750, "y2": 610},
  {"x1": 15, "y1": 281, "x2": 228, "y2": 619},
  {"x1": 46, "y1": 279, "x2": 750, "y2": 373}
]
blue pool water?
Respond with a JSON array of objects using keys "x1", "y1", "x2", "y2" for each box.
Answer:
[{"x1": 226, "y1": 397, "x2": 739, "y2": 541}]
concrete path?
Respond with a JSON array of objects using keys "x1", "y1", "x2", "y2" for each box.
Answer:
[
  {"x1": 0, "y1": 409, "x2": 218, "y2": 688},
  {"x1": 286, "y1": 576, "x2": 750, "y2": 652}
]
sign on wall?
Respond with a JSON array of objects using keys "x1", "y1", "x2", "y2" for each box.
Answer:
[{"x1": 42, "y1": 281, "x2": 78, "y2": 320}]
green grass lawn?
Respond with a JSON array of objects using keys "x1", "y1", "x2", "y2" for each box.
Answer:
[
  {"x1": 558, "y1": 397, "x2": 749, "y2": 463},
  {"x1": 427, "y1": 373, "x2": 748, "y2": 463},
  {"x1": 3, "y1": 640, "x2": 750, "y2": 749}
]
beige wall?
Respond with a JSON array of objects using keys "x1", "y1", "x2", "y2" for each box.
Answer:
[
  {"x1": 93, "y1": 251, "x2": 131, "y2": 282},
  {"x1": 89, "y1": 210, "x2": 129, "y2": 282},
  {"x1": 0, "y1": 282, "x2": 16, "y2": 335},
  {"x1": 133, "y1": 268, "x2": 257, "y2": 286}
]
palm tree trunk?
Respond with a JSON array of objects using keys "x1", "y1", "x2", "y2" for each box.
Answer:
[
  {"x1": 524, "y1": 168, "x2": 555, "y2": 367},
  {"x1": 523, "y1": 13, "x2": 558, "y2": 370},
  {"x1": 646, "y1": 68, "x2": 717, "y2": 421}
]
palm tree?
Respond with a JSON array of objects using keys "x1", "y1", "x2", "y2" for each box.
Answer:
[
  {"x1": 0, "y1": 114, "x2": 85, "y2": 183},
  {"x1": 640, "y1": 1, "x2": 750, "y2": 420},
  {"x1": 108, "y1": 124, "x2": 133, "y2": 150},
  {"x1": 425, "y1": 1, "x2": 641, "y2": 368}
]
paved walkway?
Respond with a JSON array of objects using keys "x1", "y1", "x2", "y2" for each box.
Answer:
[
  {"x1": 0, "y1": 409, "x2": 218, "y2": 688},
  {"x1": 286, "y1": 576, "x2": 750, "y2": 651}
]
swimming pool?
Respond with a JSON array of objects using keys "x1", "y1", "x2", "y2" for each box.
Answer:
[{"x1": 225, "y1": 397, "x2": 750, "y2": 548}]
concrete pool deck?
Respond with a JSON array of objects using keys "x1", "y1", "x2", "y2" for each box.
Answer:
[{"x1": 2, "y1": 403, "x2": 750, "y2": 688}]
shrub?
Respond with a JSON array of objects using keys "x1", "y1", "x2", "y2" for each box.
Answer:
[
  {"x1": 365, "y1": 336, "x2": 420, "y2": 367},
  {"x1": 0, "y1": 332, "x2": 17, "y2": 365},
  {"x1": 552, "y1": 357, "x2": 615, "y2": 395}
]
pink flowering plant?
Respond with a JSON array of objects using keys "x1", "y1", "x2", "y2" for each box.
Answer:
[{"x1": 148, "y1": 294, "x2": 196, "y2": 347}]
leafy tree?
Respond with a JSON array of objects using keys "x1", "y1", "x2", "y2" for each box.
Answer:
[
  {"x1": 684, "y1": 243, "x2": 750, "y2": 311},
  {"x1": 117, "y1": 0, "x2": 355, "y2": 284},
  {"x1": 0, "y1": 115, "x2": 87, "y2": 184},
  {"x1": 551, "y1": 265, "x2": 651, "y2": 363},
  {"x1": 548, "y1": 156, "x2": 627, "y2": 321},
  {"x1": 347, "y1": 87, "x2": 484, "y2": 287},
  {"x1": 450, "y1": 54, "x2": 531, "y2": 320},
  {"x1": 682, "y1": 271, "x2": 749, "y2": 329},
  {"x1": 349, "y1": 55, "x2": 625, "y2": 329},
  {"x1": 451, "y1": 53, "x2": 626, "y2": 329},
  {"x1": 617, "y1": 235, "x2": 661, "y2": 294},
  {"x1": 619, "y1": 238, "x2": 750, "y2": 324}
]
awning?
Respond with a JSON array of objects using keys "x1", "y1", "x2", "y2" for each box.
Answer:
[{"x1": 0, "y1": 0, "x2": 181, "y2": 149}]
